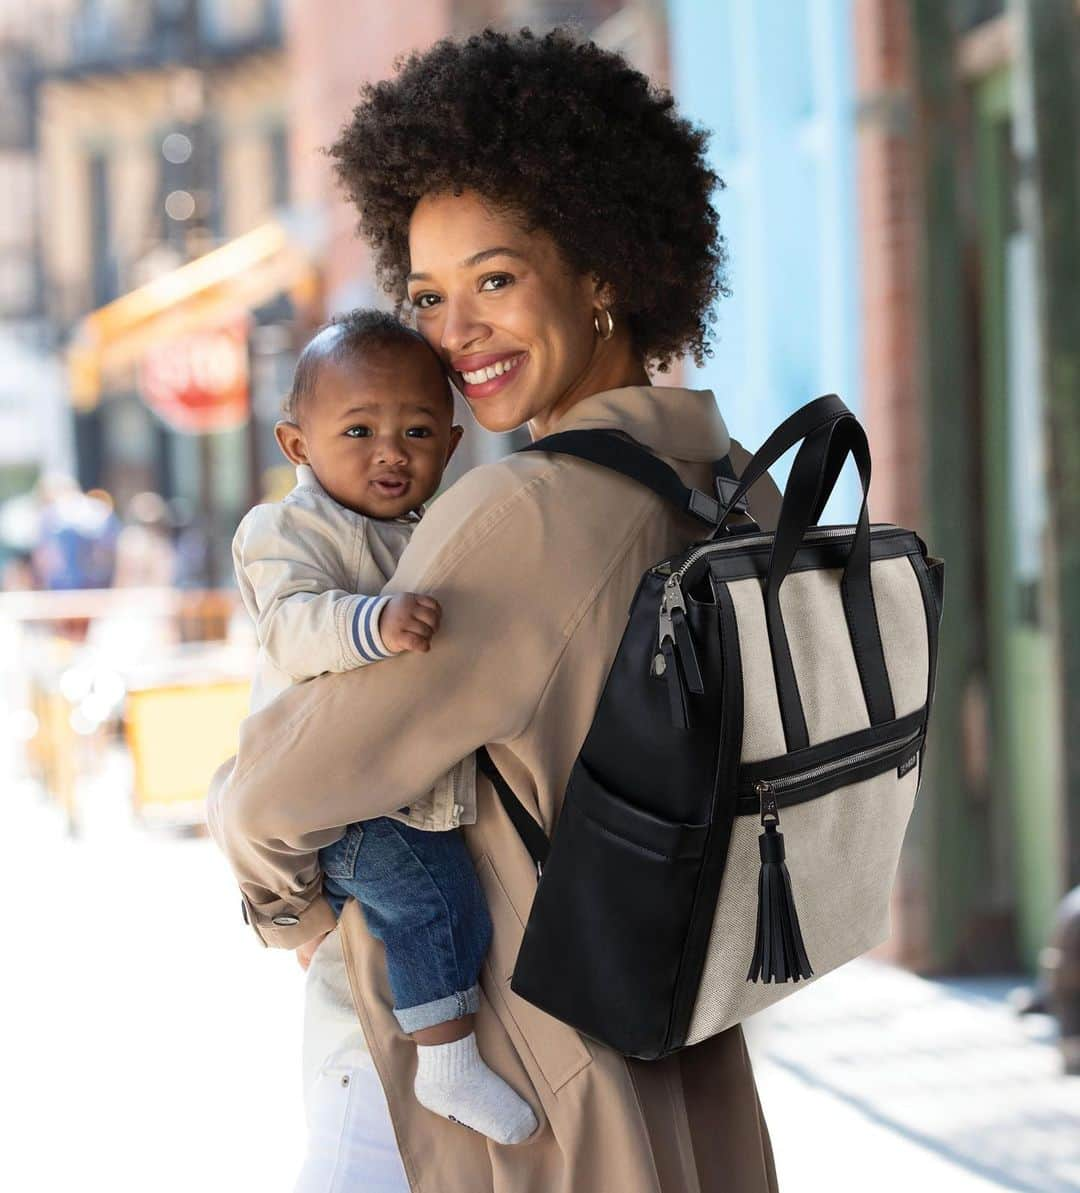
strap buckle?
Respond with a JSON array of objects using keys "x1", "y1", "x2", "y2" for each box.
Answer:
[{"x1": 715, "y1": 474, "x2": 749, "y2": 515}]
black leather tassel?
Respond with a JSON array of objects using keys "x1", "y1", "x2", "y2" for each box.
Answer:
[
  {"x1": 746, "y1": 820, "x2": 814, "y2": 983},
  {"x1": 660, "y1": 638, "x2": 690, "y2": 729}
]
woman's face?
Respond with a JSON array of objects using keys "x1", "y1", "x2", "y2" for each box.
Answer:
[{"x1": 406, "y1": 189, "x2": 635, "y2": 435}]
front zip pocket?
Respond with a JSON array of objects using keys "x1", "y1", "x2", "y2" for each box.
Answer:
[
  {"x1": 735, "y1": 715, "x2": 925, "y2": 817},
  {"x1": 735, "y1": 713, "x2": 924, "y2": 986}
]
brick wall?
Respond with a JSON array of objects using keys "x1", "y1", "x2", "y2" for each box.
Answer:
[{"x1": 854, "y1": 0, "x2": 933, "y2": 970}]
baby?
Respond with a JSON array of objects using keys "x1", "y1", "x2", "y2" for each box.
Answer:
[{"x1": 232, "y1": 309, "x2": 537, "y2": 1145}]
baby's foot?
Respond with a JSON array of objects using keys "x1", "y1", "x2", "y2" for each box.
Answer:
[{"x1": 414, "y1": 1032, "x2": 538, "y2": 1145}]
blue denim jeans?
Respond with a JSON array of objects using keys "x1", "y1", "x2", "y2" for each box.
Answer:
[{"x1": 318, "y1": 818, "x2": 492, "y2": 1034}]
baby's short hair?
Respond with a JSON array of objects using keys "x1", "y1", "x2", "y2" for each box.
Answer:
[{"x1": 283, "y1": 309, "x2": 448, "y2": 422}]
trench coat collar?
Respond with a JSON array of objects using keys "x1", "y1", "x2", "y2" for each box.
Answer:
[{"x1": 543, "y1": 384, "x2": 732, "y2": 463}]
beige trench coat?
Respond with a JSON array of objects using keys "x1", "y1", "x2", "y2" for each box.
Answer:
[{"x1": 208, "y1": 384, "x2": 784, "y2": 1193}]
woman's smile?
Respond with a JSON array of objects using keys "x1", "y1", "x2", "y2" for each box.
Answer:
[{"x1": 453, "y1": 351, "x2": 528, "y2": 399}]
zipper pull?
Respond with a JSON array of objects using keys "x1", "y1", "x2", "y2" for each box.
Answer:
[
  {"x1": 756, "y1": 779, "x2": 780, "y2": 826},
  {"x1": 657, "y1": 576, "x2": 704, "y2": 695},
  {"x1": 746, "y1": 780, "x2": 814, "y2": 985}
]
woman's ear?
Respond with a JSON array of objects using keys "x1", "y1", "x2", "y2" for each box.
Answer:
[
  {"x1": 590, "y1": 275, "x2": 616, "y2": 309},
  {"x1": 274, "y1": 420, "x2": 309, "y2": 466}
]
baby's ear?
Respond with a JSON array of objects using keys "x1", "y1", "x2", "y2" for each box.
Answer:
[
  {"x1": 274, "y1": 420, "x2": 308, "y2": 466},
  {"x1": 445, "y1": 424, "x2": 465, "y2": 462}
]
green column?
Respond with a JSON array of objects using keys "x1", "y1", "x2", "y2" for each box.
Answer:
[
  {"x1": 909, "y1": 0, "x2": 993, "y2": 968},
  {"x1": 1014, "y1": 0, "x2": 1080, "y2": 894}
]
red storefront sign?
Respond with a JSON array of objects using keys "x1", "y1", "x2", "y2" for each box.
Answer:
[{"x1": 139, "y1": 318, "x2": 250, "y2": 433}]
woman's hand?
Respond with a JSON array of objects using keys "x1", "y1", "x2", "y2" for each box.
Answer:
[
  {"x1": 296, "y1": 930, "x2": 332, "y2": 971},
  {"x1": 379, "y1": 593, "x2": 442, "y2": 653}
]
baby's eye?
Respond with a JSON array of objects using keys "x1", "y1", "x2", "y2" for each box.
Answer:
[
  {"x1": 480, "y1": 273, "x2": 513, "y2": 292},
  {"x1": 345, "y1": 426, "x2": 372, "y2": 438},
  {"x1": 411, "y1": 293, "x2": 441, "y2": 311},
  {"x1": 405, "y1": 427, "x2": 433, "y2": 438}
]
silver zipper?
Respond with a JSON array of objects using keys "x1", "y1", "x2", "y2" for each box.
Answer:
[
  {"x1": 654, "y1": 523, "x2": 901, "y2": 652},
  {"x1": 668, "y1": 523, "x2": 900, "y2": 586},
  {"x1": 751, "y1": 727, "x2": 921, "y2": 812},
  {"x1": 658, "y1": 573, "x2": 688, "y2": 649}
]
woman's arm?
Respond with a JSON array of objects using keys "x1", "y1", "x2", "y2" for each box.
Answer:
[{"x1": 210, "y1": 460, "x2": 588, "y2": 947}]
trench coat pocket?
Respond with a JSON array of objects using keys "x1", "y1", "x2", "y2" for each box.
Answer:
[{"x1": 476, "y1": 854, "x2": 592, "y2": 1094}]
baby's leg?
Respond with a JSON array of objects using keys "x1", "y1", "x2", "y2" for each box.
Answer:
[{"x1": 341, "y1": 817, "x2": 537, "y2": 1145}]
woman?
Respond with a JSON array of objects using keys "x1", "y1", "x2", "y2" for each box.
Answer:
[{"x1": 209, "y1": 27, "x2": 784, "y2": 1192}]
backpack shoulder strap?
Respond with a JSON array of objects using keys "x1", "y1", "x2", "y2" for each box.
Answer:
[
  {"x1": 477, "y1": 747, "x2": 549, "y2": 875},
  {"x1": 520, "y1": 429, "x2": 744, "y2": 527}
]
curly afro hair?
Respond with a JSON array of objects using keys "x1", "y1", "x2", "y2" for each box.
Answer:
[{"x1": 329, "y1": 26, "x2": 728, "y2": 372}]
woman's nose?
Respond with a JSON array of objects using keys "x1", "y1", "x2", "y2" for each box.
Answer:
[{"x1": 439, "y1": 296, "x2": 488, "y2": 356}]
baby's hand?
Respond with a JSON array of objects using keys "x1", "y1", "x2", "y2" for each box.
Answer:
[{"x1": 379, "y1": 593, "x2": 442, "y2": 654}]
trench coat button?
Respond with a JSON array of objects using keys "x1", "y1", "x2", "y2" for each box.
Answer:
[
  {"x1": 453, "y1": 803, "x2": 464, "y2": 818},
  {"x1": 272, "y1": 914, "x2": 300, "y2": 926}
]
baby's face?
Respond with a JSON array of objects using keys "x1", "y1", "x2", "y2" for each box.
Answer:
[{"x1": 285, "y1": 344, "x2": 462, "y2": 519}]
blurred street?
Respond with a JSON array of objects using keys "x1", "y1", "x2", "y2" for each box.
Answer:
[{"x1": 4, "y1": 745, "x2": 1077, "y2": 1193}]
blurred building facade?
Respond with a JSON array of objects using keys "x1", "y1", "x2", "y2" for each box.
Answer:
[
  {"x1": 27, "y1": 0, "x2": 294, "y2": 583},
  {"x1": 4, "y1": 0, "x2": 1077, "y2": 978},
  {"x1": 846, "y1": 0, "x2": 1078, "y2": 977}
]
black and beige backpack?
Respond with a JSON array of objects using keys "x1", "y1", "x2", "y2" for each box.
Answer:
[{"x1": 479, "y1": 393, "x2": 945, "y2": 1060}]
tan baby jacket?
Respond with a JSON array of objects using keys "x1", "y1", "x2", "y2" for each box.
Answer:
[{"x1": 231, "y1": 463, "x2": 476, "y2": 835}]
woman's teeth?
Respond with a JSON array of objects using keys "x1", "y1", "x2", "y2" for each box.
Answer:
[{"x1": 460, "y1": 354, "x2": 524, "y2": 385}]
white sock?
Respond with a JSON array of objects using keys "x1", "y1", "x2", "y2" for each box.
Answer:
[{"x1": 413, "y1": 1031, "x2": 538, "y2": 1145}]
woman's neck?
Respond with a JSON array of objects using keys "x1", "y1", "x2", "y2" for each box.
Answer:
[{"x1": 528, "y1": 343, "x2": 650, "y2": 440}]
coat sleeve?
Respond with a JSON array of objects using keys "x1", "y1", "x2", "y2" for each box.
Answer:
[
  {"x1": 232, "y1": 505, "x2": 394, "y2": 681},
  {"x1": 209, "y1": 462, "x2": 581, "y2": 948}
]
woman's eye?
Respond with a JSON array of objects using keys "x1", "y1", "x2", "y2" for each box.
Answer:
[
  {"x1": 345, "y1": 426, "x2": 372, "y2": 438},
  {"x1": 480, "y1": 273, "x2": 513, "y2": 292},
  {"x1": 411, "y1": 293, "x2": 441, "y2": 311}
]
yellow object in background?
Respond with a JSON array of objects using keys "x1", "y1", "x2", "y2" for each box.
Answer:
[{"x1": 126, "y1": 681, "x2": 250, "y2": 820}]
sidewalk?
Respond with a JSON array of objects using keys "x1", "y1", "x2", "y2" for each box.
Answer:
[
  {"x1": 747, "y1": 957, "x2": 1080, "y2": 1193},
  {"x1": 4, "y1": 750, "x2": 1078, "y2": 1192}
]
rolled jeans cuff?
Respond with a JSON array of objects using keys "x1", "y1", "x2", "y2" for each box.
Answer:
[{"x1": 393, "y1": 983, "x2": 481, "y2": 1034}]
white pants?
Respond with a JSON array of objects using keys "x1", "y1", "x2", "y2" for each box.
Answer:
[{"x1": 293, "y1": 928, "x2": 410, "y2": 1193}]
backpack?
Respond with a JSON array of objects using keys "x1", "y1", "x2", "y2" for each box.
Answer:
[{"x1": 478, "y1": 394, "x2": 945, "y2": 1060}]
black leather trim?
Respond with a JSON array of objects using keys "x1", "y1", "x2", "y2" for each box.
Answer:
[
  {"x1": 908, "y1": 552, "x2": 945, "y2": 794},
  {"x1": 694, "y1": 526, "x2": 916, "y2": 584},
  {"x1": 738, "y1": 706, "x2": 926, "y2": 784},
  {"x1": 664, "y1": 576, "x2": 744, "y2": 1053},
  {"x1": 733, "y1": 729, "x2": 925, "y2": 814}
]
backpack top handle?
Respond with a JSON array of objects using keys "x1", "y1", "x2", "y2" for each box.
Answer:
[{"x1": 764, "y1": 408, "x2": 897, "y2": 747}]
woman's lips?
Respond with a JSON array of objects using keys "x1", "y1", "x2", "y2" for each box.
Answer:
[{"x1": 458, "y1": 353, "x2": 527, "y2": 400}]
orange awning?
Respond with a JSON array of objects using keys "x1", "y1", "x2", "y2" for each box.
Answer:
[{"x1": 68, "y1": 221, "x2": 319, "y2": 409}]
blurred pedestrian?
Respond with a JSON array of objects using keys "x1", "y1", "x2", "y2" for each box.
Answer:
[
  {"x1": 31, "y1": 474, "x2": 119, "y2": 591},
  {"x1": 112, "y1": 491, "x2": 177, "y2": 588}
]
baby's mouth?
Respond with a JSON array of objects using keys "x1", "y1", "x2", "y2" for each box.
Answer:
[{"x1": 372, "y1": 475, "x2": 410, "y2": 498}]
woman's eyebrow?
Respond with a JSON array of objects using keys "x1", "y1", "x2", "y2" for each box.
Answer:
[{"x1": 406, "y1": 246, "x2": 525, "y2": 283}]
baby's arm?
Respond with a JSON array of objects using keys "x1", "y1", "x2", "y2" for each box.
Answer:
[{"x1": 232, "y1": 504, "x2": 438, "y2": 681}]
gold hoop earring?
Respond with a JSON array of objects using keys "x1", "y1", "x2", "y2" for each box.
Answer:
[{"x1": 593, "y1": 308, "x2": 615, "y2": 341}]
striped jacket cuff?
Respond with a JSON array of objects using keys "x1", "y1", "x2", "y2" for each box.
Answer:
[{"x1": 351, "y1": 595, "x2": 395, "y2": 664}]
